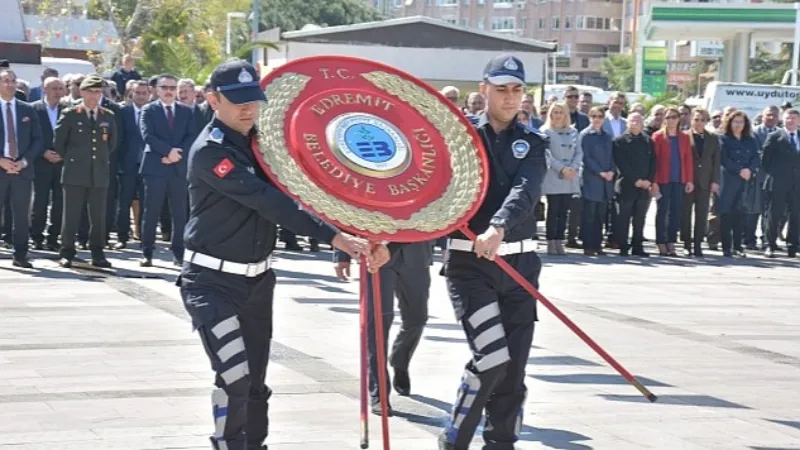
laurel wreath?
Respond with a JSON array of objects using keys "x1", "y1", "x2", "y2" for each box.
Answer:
[{"x1": 255, "y1": 71, "x2": 484, "y2": 235}]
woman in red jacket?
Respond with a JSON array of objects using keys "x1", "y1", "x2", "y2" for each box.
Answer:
[{"x1": 651, "y1": 107, "x2": 695, "y2": 256}]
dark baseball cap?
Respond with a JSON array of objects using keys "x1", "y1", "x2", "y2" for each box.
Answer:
[
  {"x1": 483, "y1": 55, "x2": 525, "y2": 86},
  {"x1": 210, "y1": 59, "x2": 266, "y2": 104}
]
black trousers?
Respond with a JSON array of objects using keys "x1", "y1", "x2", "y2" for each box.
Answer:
[
  {"x1": 616, "y1": 190, "x2": 650, "y2": 251},
  {"x1": 180, "y1": 266, "x2": 276, "y2": 450},
  {"x1": 141, "y1": 175, "x2": 187, "y2": 259},
  {"x1": 566, "y1": 196, "x2": 582, "y2": 242},
  {"x1": 765, "y1": 189, "x2": 800, "y2": 252},
  {"x1": 31, "y1": 166, "x2": 62, "y2": 246},
  {"x1": 60, "y1": 185, "x2": 107, "y2": 259},
  {"x1": 365, "y1": 244, "x2": 430, "y2": 402},
  {"x1": 0, "y1": 176, "x2": 32, "y2": 259},
  {"x1": 720, "y1": 212, "x2": 745, "y2": 254},
  {"x1": 680, "y1": 188, "x2": 711, "y2": 248},
  {"x1": 442, "y1": 251, "x2": 541, "y2": 450},
  {"x1": 545, "y1": 194, "x2": 571, "y2": 240},
  {"x1": 581, "y1": 199, "x2": 607, "y2": 251},
  {"x1": 117, "y1": 172, "x2": 144, "y2": 243}
]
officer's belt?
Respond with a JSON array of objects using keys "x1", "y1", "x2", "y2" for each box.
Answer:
[
  {"x1": 447, "y1": 239, "x2": 538, "y2": 256},
  {"x1": 185, "y1": 250, "x2": 271, "y2": 277}
]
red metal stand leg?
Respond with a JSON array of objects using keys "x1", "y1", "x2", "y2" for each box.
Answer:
[
  {"x1": 359, "y1": 262, "x2": 369, "y2": 449},
  {"x1": 370, "y1": 268, "x2": 392, "y2": 449}
]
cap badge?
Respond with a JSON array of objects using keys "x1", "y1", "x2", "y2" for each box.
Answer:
[
  {"x1": 238, "y1": 68, "x2": 254, "y2": 83},
  {"x1": 503, "y1": 58, "x2": 518, "y2": 71}
]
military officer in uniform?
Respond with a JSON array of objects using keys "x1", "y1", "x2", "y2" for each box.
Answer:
[
  {"x1": 334, "y1": 242, "x2": 432, "y2": 415},
  {"x1": 53, "y1": 75, "x2": 117, "y2": 268},
  {"x1": 179, "y1": 59, "x2": 389, "y2": 450},
  {"x1": 439, "y1": 55, "x2": 547, "y2": 450}
]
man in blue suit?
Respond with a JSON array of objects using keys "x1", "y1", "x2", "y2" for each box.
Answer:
[
  {"x1": 0, "y1": 69, "x2": 43, "y2": 268},
  {"x1": 114, "y1": 80, "x2": 150, "y2": 249},
  {"x1": 30, "y1": 76, "x2": 67, "y2": 251},
  {"x1": 139, "y1": 74, "x2": 196, "y2": 266},
  {"x1": 27, "y1": 68, "x2": 59, "y2": 103}
]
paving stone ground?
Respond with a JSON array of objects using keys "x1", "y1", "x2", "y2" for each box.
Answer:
[{"x1": 1, "y1": 220, "x2": 799, "y2": 450}]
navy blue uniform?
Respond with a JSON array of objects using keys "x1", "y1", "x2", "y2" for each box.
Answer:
[
  {"x1": 180, "y1": 118, "x2": 338, "y2": 450},
  {"x1": 441, "y1": 112, "x2": 547, "y2": 450}
]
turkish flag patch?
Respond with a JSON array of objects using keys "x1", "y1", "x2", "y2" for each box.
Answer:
[{"x1": 213, "y1": 158, "x2": 234, "y2": 178}]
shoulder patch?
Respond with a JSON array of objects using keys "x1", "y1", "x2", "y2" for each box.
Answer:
[
  {"x1": 511, "y1": 139, "x2": 530, "y2": 159},
  {"x1": 208, "y1": 127, "x2": 225, "y2": 144},
  {"x1": 213, "y1": 158, "x2": 234, "y2": 178}
]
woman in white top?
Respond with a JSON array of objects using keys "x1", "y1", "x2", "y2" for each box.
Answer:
[{"x1": 541, "y1": 101, "x2": 582, "y2": 255}]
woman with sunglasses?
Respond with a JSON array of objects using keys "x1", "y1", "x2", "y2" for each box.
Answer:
[
  {"x1": 579, "y1": 106, "x2": 615, "y2": 256},
  {"x1": 717, "y1": 111, "x2": 760, "y2": 257},
  {"x1": 651, "y1": 106, "x2": 695, "y2": 256}
]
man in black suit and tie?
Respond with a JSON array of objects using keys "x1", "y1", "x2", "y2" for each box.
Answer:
[
  {"x1": 30, "y1": 76, "x2": 67, "y2": 251},
  {"x1": 139, "y1": 74, "x2": 196, "y2": 266},
  {"x1": 178, "y1": 78, "x2": 213, "y2": 141},
  {"x1": 762, "y1": 108, "x2": 800, "y2": 258},
  {"x1": 0, "y1": 69, "x2": 43, "y2": 268},
  {"x1": 114, "y1": 80, "x2": 150, "y2": 249}
]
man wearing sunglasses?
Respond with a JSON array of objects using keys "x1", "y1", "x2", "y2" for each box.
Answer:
[{"x1": 139, "y1": 74, "x2": 197, "y2": 267}]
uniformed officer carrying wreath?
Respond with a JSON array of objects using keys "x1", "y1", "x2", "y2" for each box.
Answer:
[
  {"x1": 439, "y1": 55, "x2": 548, "y2": 450},
  {"x1": 179, "y1": 59, "x2": 389, "y2": 450},
  {"x1": 54, "y1": 75, "x2": 117, "y2": 268}
]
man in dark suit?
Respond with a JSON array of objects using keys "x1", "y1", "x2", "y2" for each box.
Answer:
[
  {"x1": 0, "y1": 69, "x2": 43, "y2": 268},
  {"x1": 178, "y1": 78, "x2": 213, "y2": 142},
  {"x1": 53, "y1": 75, "x2": 117, "y2": 268},
  {"x1": 680, "y1": 108, "x2": 720, "y2": 257},
  {"x1": 762, "y1": 108, "x2": 800, "y2": 258},
  {"x1": 27, "y1": 68, "x2": 59, "y2": 103},
  {"x1": 30, "y1": 76, "x2": 67, "y2": 251},
  {"x1": 334, "y1": 242, "x2": 432, "y2": 415},
  {"x1": 139, "y1": 74, "x2": 196, "y2": 266},
  {"x1": 114, "y1": 80, "x2": 150, "y2": 249},
  {"x1": 750, "y1": 105, "x2": 780, "y2": 250}
]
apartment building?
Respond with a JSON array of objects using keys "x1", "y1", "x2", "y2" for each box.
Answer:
[{"x1": 383, "y1": 0, "x2": 626, "y2": 88}]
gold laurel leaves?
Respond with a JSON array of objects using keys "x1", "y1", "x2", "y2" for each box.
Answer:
[{"x1": 255, "y1": 70, "x2": 484, "y2": 236}]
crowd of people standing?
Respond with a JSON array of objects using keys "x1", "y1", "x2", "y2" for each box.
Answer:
[{"x1": 443, "y1": 84, "x2": 799, "y2": 260}]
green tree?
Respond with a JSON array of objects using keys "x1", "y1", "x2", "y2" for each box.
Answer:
[
  {"x1": 259, "y1": 0, "x2": 382, "y2": 32},
  {"x1": 749, "y1": 43, "x2": 792, "y2": 85},
  {"x1": 600, "y1": 53, "x2": 635, "y2": 92}
]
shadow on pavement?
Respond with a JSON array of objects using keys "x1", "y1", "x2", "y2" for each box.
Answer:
[
  {"x1": 530, "y1": 373, "x2": 673, "y2": 387},
  {"x1": 598, "y1": 393, "x2": 751, "y2": 409}
]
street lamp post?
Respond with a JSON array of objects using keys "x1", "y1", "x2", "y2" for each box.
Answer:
[{"x1": 226, "y1": 12, "x2": 247, "y2": 56}]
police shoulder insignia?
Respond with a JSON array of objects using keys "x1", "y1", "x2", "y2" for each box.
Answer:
[
  {"x1": 511, "y1": 139, "x2": 530, "y2": 159},
  {"x1": 208, "y1": 127, "x2": 225, "y2": 144},
  {"x1": 213, "y1": 158, "x2": 234, "y2": 178}
]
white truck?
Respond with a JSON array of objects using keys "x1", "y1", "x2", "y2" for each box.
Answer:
[
  {"x1": 10, "y1": 57, "x2": 96, "y2": 88},
  {"x1": 702, "y1": 81, "x2": 800, "y2": 119}
]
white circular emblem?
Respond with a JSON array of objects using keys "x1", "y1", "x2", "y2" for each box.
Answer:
[{"x1": 326, "y1": 112, "x2": 411, "y2": 177}]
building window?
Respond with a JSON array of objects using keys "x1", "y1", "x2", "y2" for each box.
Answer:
[
  {"x1": 440, "y1": 0, "x2": 458, "y2": 6},
  {"x1": 585, "y1": 17, "x2": 595, "y2": 29},
  {"x1": 538, "y1": 17, "x2": 545, "y2": 29},
  {"x1": 461, "y1": 18, "x2": 469, "y2": 26},
  {"x1": 551, "y1": 16, "x2": 559, "y2": 30},
  {"x1": 463, "y1": 0, "x2": 470, "y2": 4},
  {"x1": 564, "y1": 16, "x2": 572, "y2": 29},
  {"x1": 582, "y1": 58, "x2": 589, "y2": 68},
  {"x1": 443, "y1": 17, "x2": 457, "y2": 24},
  {"x1": 576, "y1": 16, "x2": 584, "y2": 29},
  {"x1": 477, "y1": 19, "x2": 485, "y2": 29},
  {"x1": 494, "y1": 0, "x2": 513, "y2": 7},
  {"x1": 491, "y1": 17, "x2": 516, "y2": 31}
]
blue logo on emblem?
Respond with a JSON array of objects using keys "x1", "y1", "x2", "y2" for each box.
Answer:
[
  {"x1": 344, "y1": 124, "x2": 396, "y2": 164},
  {"x1": 511, "y1": 139, "x2": 530, "y2": 159},
  {"x1": 328, "y1": 112, "x2": 411, "y2": 177}
]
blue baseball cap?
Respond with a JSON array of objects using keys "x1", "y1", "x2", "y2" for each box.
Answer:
[
  {"x1": 483, "y1": 55, "x2": 526, "y2": 86},
  {"x1": 210, "y1": 59, "x2": 266, "y2": 104}
]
